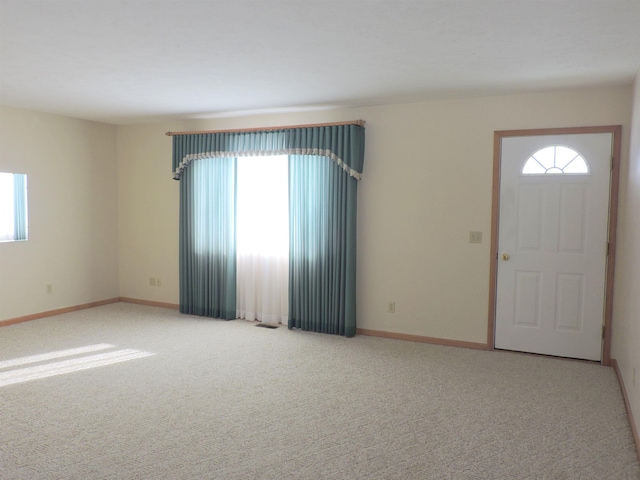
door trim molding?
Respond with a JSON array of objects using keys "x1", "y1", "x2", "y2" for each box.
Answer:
[{"x1": 487, "y1": 125, "x2": 622, "y2": 365}]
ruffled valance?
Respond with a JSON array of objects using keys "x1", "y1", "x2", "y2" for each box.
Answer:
[{"x1": 171, "y1": 124, "x2": 365, "y2": 180}]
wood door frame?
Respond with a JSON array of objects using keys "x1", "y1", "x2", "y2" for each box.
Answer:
[{"x1": 487, "y1": 125, "x2": 622, "y2": 365}]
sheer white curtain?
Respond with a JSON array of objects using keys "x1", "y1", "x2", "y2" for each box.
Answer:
[
  {"x1": 0, "y1": 173, "x2": 15, "y2": 242},
  {"x1": 236, "y1": 155, "x2": 289, "y2": 324}
]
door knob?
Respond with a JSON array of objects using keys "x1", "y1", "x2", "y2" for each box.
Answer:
[{"x1": 501, "y1": 253, "x2": 510, "y2": 261}]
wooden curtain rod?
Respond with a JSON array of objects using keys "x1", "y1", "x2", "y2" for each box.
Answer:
[{"x1": 165, "y1": 119, "x2": 365, "y2": 136}]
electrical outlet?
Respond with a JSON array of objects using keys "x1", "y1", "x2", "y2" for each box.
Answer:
[
  {"x1": 387, "y1": 302, "x2": 396, "y2": 313},
  {"x1": 46, "y1": 284, "x2": 53, "y2": 294},
  {"x1": 149, "y1": 277, "x2": 157, "y2": 287},
  {"x1": 156, "y1": 277, "x2": 162, "y2": 287},
  {"x1": 469, "y1": 231, "x2": 482, "y2": 244}
]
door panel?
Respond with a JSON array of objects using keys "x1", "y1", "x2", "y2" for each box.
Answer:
[
  {"x1": 558, "y1": 185, "x2": 586, "y2": 253},
  {"x1": 516, "y1": 185, "x2": 543, "y2": 252},
  {"x1": 495, "y1": 133, "x2": 612, "y2": 361},
  {"x1": 514, "y1": 271, "x2": 541, "y2": 327},
  {"x1": 555, "y1": 273, "x2": 584, "y2": 331}
]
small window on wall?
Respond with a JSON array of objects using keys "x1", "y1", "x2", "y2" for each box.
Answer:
[
  {"x1": 522, "y1": 146, "x2": 589, "y2": 175},
  {"x1": 0, "y1": 172, "x2": 28, "y2": 242}
]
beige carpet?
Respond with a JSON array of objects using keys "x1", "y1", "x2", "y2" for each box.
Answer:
[{"x1": 1, "y1": 302, "x2": 638, "y2": 479}]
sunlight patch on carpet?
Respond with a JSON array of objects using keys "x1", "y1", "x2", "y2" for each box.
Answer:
[
  {"x1": 0, "y1": 345, "x2": 155, "y2": 387},
  {"x1": 0, "y1": 343, "x2": 114, "y2": 369}
]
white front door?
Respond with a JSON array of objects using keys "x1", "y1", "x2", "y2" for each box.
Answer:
[{"x1": 495, "y1": 133, "x2": 613, "y2": 361}]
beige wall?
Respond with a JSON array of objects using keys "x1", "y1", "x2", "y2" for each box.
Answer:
[
  {"x1": 116, "y1": 124, "x2": 180, "y2": 304},
  {"x1": 612, "y1": 72, "x2": 640, "y2": 436},
  {"x1": 0, "y1": 106, "x2": 119, "y2": 320},
  {"x1": 116, "y1": 86, "x2": 632, "y2": 345}
]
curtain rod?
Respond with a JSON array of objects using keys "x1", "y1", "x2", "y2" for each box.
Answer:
[{"x1": 165, "y1": 119, "x2": 365, "y2": 136}]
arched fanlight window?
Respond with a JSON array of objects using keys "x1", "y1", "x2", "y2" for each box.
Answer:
[{"x1": 522, "y1": 146, "x2": 589, "y2": 175}]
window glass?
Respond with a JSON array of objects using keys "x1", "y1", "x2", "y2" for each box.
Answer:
[
  {"x1": 522, "y1": 146, "x2": 589, "y2": 175},
  {"x1": 0, "y1": 172, "x2": 28, "y2": 242}
]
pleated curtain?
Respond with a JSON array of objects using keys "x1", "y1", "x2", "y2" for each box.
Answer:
[
  {"x1": 173, "y1": 124, "x2": 364, "y2": 337},
  {"x1": 179, "y1": 157, "x2": 237, "y2": 319},
  {"x1": 288, "y1": 155, "x2": 358, "y2": 337},
  {"x1": 13, "y1": 174, "x2": 27, "y2": 241}
]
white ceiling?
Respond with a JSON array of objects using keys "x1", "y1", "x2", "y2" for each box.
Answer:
[{"x1": 1, "y1": 0, "x2": 639, "y2": 125}]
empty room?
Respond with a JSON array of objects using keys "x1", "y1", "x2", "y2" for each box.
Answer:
[{"x1": 1, "y1": 1, "x2": 640, "y2": 478}]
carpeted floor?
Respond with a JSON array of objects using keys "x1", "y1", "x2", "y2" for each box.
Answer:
[{"x1": 1, "y1": 302, "x2": 639, "y2": 479}]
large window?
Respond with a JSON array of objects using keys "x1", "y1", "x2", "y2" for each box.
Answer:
[
  {"x1": 236, "y1": 155, "x2": 289, "y2": 263},
  {"x1": 173, "y1": 122, "x2": 365, "y2": 337},
  {"x1": 0, "y1": 172, "x2": 28, "y2": 242}
]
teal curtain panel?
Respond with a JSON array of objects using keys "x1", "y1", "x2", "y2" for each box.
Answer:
[
  {"x1": 179, "y1": 157, "x2": 237, "y2": 319},
  {"x1": 289, "y1": 155, "x2": 358, "y2": 337},
  {"x1": 13, "y1": 173, "x2": 27, "y2": 241}
]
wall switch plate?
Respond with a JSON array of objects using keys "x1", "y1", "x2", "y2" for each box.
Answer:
[
  {"x1": 469, "y1": 231, "x2": 482, "y2": 244},
  {"x1": 388, "y1": 302, "x2": 396, "y2": 313}
]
